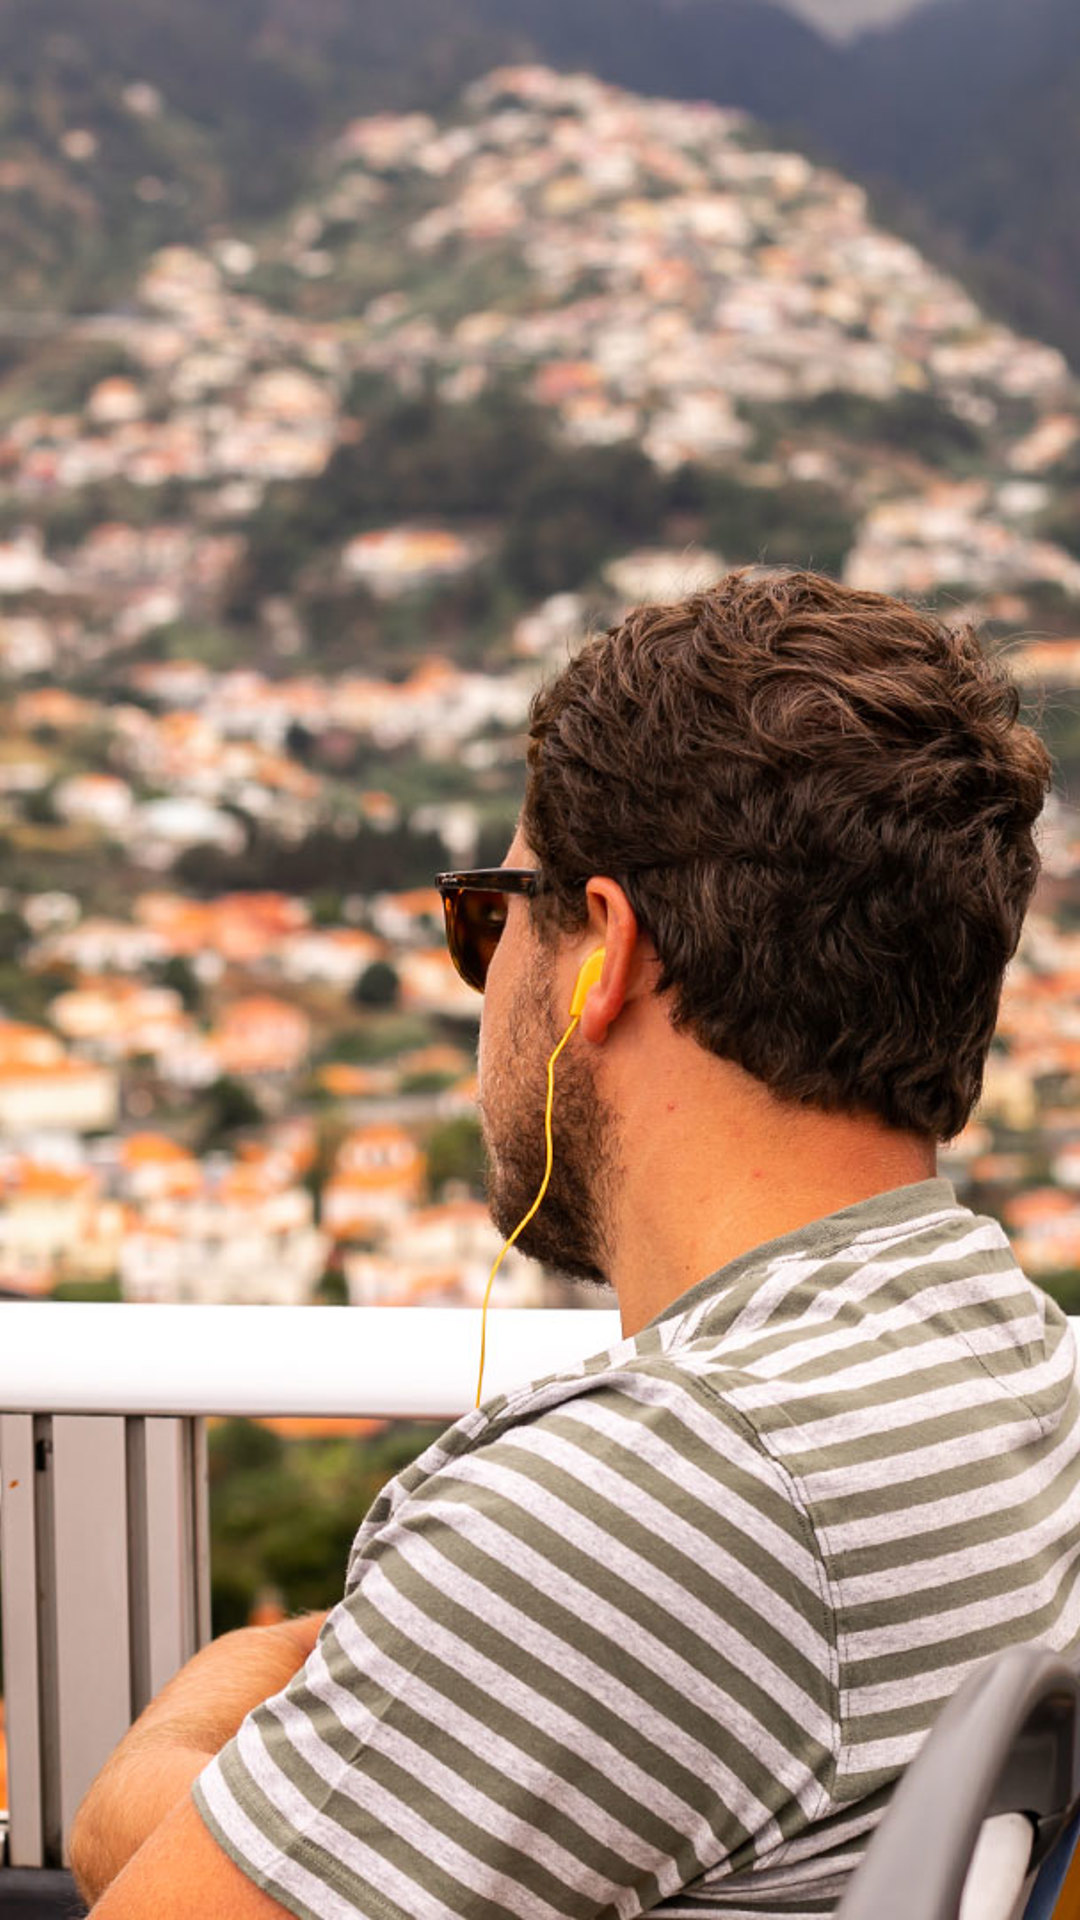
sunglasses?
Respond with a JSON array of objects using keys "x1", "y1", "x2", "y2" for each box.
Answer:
[{"x1": 436, "y1": 868, "x2": 541, "y2": 991}]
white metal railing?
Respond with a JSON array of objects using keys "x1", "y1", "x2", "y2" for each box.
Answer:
[
  {"x1": 0, "y1": 1303, "x2": 622, "y2": 1418},
  {"x1": 0, "y1": 1303, "x2": 622, "y2": 1871},
  {"x1": 6, "y1": 1302, "x2": 1073, "y2": 1879}
]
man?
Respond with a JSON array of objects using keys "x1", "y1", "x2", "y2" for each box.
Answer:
[{"x1": 72, "y1": 568, "x2": 1077, "y2": 1919}]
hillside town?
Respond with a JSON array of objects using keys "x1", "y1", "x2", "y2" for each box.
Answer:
[{"x1": 0, "y1": 66, "x2": 1079, "y2": 1305}]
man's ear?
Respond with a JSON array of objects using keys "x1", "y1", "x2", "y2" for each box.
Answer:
[{"x1": 575, "y1": 878, "x2": 646, "y2": 1044}]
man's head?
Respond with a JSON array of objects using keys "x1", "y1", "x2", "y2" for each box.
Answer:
[{"x1": 518, "y1": 568, "x2": 1050, "y2": 1144}]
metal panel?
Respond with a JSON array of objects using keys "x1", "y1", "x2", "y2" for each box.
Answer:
[
  {"x1": 3, "y1": 1413, "x2": 212, "y2": 1872},
  {"x1": 124, "y1": 1416, "x2": 150, "y2": 1721},
  {"x1": 33, "y1": 1417, "x2": 61, "y2": 1870},
  {"x1": 190, "y1": 1418, "x2": 211, "y2": 1651},
  {"x1": 49, "y1": 1418, "x2": 131, "y2": 1856},
  {"x1": 126, "y1": 1418, "x2": 209, "y2": 1716},
  {"x1": 0, "y1": 1415, "x2": 43, "y2": 1868}
]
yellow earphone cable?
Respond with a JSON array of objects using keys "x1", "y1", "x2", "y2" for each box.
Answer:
[{"x1": 474, "y1": 1010, "x2": 581, "y2": 1408}]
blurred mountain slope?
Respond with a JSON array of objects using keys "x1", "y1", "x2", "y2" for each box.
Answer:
[
  {"x1": 0, "y1": 0, "x2": 832, "y2": 313},
  {"x1": 1, "y1": 0, "x2": 1077, "y2": 376},
  {"x1": 0, "y1": 0, "x2": 524, "y2": 310},
  {"x1": 806, "y1": 0, "x2": 1080, "y2": 364}
]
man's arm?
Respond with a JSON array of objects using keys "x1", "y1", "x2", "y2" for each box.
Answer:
[
  {"x1": 89, "y1": 1795, "x2": 297, "y2": 1920},
  {"x1": 69, "y1": 1611, "x2": 326, "y2": 1909}
]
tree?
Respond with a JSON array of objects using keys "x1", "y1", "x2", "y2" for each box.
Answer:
[
  {"x1": 23, "y1": 784, "x2": 59, "y2": 826},
  {"x1": 237, "y1": 385, "x2": 556, "y2": 599},
  {"x1": 201, "y1": 1075, "x2": 262, "y2": 1148},
  {"x1": 501, "y1": 441, "x2": 666, "y2": 596},
  {"x1": 51, "y1": 1275, "x2": 122, "y2": 1302},
  {"x1": 178, "y1": 822, "x2": 450, "y2": 895},
  {"x1": 207, "y1": 1419, "x2": 440, "y2": 1630},
  {"x1": 285, "y1": 721, "x2": 316, "y2": 766},
  {"x1": 312, "y1": 1264, "x2": 348, "y2": 1306},
  {"x1": 0, "y1": 908, "x2": 29, "y2": 963},
  {"x1": 425, "y1": 1115, "x2": 485, "y2": 1197},
  {"x1": 155, "y1": 954, "x2": 203, "y2": 1014},
  {"x1": 352, "y1": 960, "x2": 400, "y2": 1009}
]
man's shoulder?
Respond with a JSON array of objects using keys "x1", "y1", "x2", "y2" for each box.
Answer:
[
  {"x1": 662, "y1": 1181, "x2": 1052, "y2": 1371},
  {"x1": 351, "y1": 1329, "x2": 813, "y2": 1590},
  {"x1": 348, "y1": 1181, "x2": 1073, "y2": 1587}
]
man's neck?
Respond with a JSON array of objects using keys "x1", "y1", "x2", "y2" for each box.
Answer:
[{"x1": 603, "y1": 1040, "x2": 937, "y2": 1338}]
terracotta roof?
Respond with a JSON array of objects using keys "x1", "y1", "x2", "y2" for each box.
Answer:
[{"x1": 122, "y1": 1132, "x2": 196, "y2": 1166}]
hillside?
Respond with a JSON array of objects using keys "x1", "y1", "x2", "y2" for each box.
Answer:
[
  {"x1": 3, "y1": 60, "x2": 1080, "y2": 889},
  {"x1": 3, "y1": 63, "x2": 1079, "y2": 666},
  {"x1": 3, "y1": 0, "x2": 1075, "y2": 382},
  {"x1": 0, "y1": 0, "x2": 522, "y2": 313},
  {"x1": 0, "y1": 0, "x2": 838, "y2": 317},
  {"x1": 489, "y1": 0, "x2": 1080, "y2": 371},
  {"x1": 1, "y1": 67, "x2": 1080, "y2": 1321},
  {"x1": 802, "y1": 0, "x2": 1080, "y2": 367}
]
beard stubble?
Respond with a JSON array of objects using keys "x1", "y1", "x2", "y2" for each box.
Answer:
[{"x1": 480, "y1": 961, "x2": 618, "y2": 1286}]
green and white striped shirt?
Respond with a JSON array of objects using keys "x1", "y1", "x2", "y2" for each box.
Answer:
[{"x1": 195, "y1": 1178, "x2": 1080, "y2": 1919}]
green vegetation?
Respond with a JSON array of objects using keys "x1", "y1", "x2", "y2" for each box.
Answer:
[
  {"x1": 1038, "y1": 490, "x2": 1080, "y2": 562},
  {"x1": 236, "y1": 385, "x2": 552, "y2": 601},
  {"x1": 40, "y1": 479, "x2": 192, "y2": 553},
  {"x1": 235, "y1": 385, "x2": 669, "y2": 631},
  {"x1": 1038, "y1": 1272, "x2": 1080, "y2": 1316},
  {"x1": 129, "y1": 621, "x2": 250, "y2": 671},
  {"x1": 1021, "y1": 688, "x2": 1080, "y2": 805},
  {"x1": 0, "y1": 907, "x2": 30, "y2": 962},
  {"x1": 176, "y1": 821, "x2": 451, "y2": 897},
  {"x1": 199, "y1": 1075, "x2": 263, "y2": 1148},
  {"x1": 668, "y1": 465, "x2": 855, "y2": 577},
  {"x1": 502, "y1": 442, "x2": 666, "y2": 597},
  {"x1": 208, "y1": 1417, "x2": 440, "y2": 1630},
  {"x1": 786, "y1": 388, "x2": 981, "y2": 464},
  {"x1": 0, "y1": 338, "x2": 137, "y2": 426},
  {"x1": 425, "y1": 1114, "x2": 485, "y2": 1197},
  {"x1": 352, "y1": 959, "x2": 400, "y2": 1008},
  {"x1": 154, "y1": 954, "x2": 204, "y2": 1013},
  {"x1": 0, "y1": 960, "x2": 72, "y2": 1024},
  {"x1": 312, "y1": 1264, "x2": 349, "y2": 1306},
  {"x1": 50, "y1": 1275, "x2": 123, "y2": 1301},
  {"x1": 322, "y1": 1014, "x2": 435, "y2": 1064}
]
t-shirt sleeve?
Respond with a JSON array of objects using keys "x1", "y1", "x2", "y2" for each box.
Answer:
[{"x1": 193, "y1": 1376, "x2": 836, "y2": 1920}]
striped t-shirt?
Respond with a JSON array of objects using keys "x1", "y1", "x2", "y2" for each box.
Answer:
[{"x1": 194, "y1": 1178, "x2": 1080, "y2": 1920}]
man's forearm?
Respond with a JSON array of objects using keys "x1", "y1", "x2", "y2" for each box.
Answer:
[
  {"x1": 74, "y1": 1743, "x2": 212, "y2": 1914},
  {"x1": 69, "y1": 1613, "x2": 326, "y2": 1908}
]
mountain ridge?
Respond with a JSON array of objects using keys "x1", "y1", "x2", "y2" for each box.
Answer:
[{"x1": 0, "y1": 0, "x2": 1076, "y2": 374}]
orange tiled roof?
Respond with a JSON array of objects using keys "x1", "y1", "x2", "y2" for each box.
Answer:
[
  {"x1": 14, "y1": 688, "x2": 96, "y2": 729},
  {"x1": 384, "y1": 888, "x2": 442, "y2": 917},
  {"x1": 219, "y1": 994, "x2": 311, "y2": 1032},
  {"x1": 8, "y1": 1161, "x2": 96, "y2": 1199},
  {"x1": 1006, "y1": 1188, "x2": 1078, "y2": 1226},
  {"x1": 316, "y1": 1064, "x2": 391, "y2": 1098},
  {"x1": 121, "y1": 1132, "x2": 196, "y2": 1166},
  {"x1": 0, "y1": 1058, "x2": 105, "y2": 1082},
  {"x1": 400, "y1": 1045, "x2": 471, "y2": 1076},
  {"x1": 254, "y1": 1416, "x2": 386, "y2": 1439},
  {"x1": 326, "y1": 1169, "x2": 418, "y2": 1197}
]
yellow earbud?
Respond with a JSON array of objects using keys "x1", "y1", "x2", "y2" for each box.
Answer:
[{"x1": 569, "y1": 947, "x2": 606, "y2": 1019}]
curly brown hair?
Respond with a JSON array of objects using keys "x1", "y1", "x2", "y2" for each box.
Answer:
[{"x1": 522, "y1": 569, "x2": 1051, "y2": 1140}]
